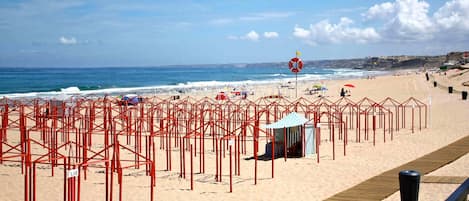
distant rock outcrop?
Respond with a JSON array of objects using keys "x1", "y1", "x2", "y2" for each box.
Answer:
[
  {"x1": 300, "y1": 55, "x2": 446, "y2": 70},
  {"x1": 360, "y1": 56, "x2": 445, "y2": 70},
  {"x1": 446, "y1": 51, "x2": 469, "y2": 66},
  {"x1": 217, "y1": 51, "x2": 468, "y2": 71}
]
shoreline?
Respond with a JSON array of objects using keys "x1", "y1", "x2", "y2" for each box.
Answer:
[{"x1": 0, "y1": 67, "x2": 391, "y2": 100}]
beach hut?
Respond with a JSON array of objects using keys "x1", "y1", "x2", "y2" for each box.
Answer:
[
  {"x1": 49, "y1": 99, "x2": 65, "y2": 117},
  {"x1": 264, "y1": 112, "x2": 315, "y2": 158}
]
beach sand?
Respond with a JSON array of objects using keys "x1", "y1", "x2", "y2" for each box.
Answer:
[{"x1": 0, "y1": 69, "x2": 468, "y2": 201}]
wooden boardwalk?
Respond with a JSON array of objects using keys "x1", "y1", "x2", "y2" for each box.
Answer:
[
  {"x1": 421, "y1": 176, "x2": 468, "y2": 184},
  {"x1": 326, "y1": 135, "x2": 469, "y2": 201}
]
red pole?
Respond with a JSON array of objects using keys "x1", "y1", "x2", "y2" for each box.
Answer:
[
  {"x1": 33, "y1": 163, "x2": 36, "y2": 201},
  {"x1": 229, "y1": 142, "x2": 232, "y2": 193},
  {"x1": 64, "y1": 158, "x2": 67, "y2": 201},
  {"x1": 283, "y1": 127, "x2": 287, "y2": 161},
  {"x1": 190, "y1": 144, "x2": 193, "y2": 190},
  {"x1": 169, "y1": 123, "x2": 172, "y2": 171},
  {"x1": 179, "y1": 136, "x2": 183, "y2": 177},
  {"x1": 357, "y1": 108, "x2": 360, "y2": 143},
  {"x1": 152, "y1": 137, "x2": 157, "y2": 186},
  {"x1": 272, "y1": 129, "x2": 275, "y2": 178},
  {"x1": 234, "y1": 136, "x2": 237, "y2": 176},
  {"x1": 105, "y1": 161, "x2": 109, "y2": 201},
  {"x1": 419, "y1": 107, "x2": 421, "y2": 131},
  {"x1": 302, "y1": 125, "x2": 305, "y2": 157},
  {"x1": 110, "y1": 156, "x2": 114, "y2": 201},
  {"x1": 254, "y1": 133, "x2": 257, "y2": 185},
  {"x1": 200, "y1": 111, "x2": 205, "y2": 173},
  {"x1": 332, "y1": 125, "x2": 335, "y2": 160},
  {"x1": 383, "y1": 113, "x2": 386, "y2": 143},
  {"x1": 150, "y1": 162, "x2": 154, "y2": 201},
  {"x1": 215, "y1": 137, "x2": 218, "y2": 181},
  {"x1": 316, "y1": 125, "x2": 320, "y2": 163},
  {"x1": 412, "y1": 106, "x2": 415, "y2": 133},
  {"x1": 391, "y1": 114, "x2": 394, "y2": 140},
  {"x1": 365, "y1": 112, "x2": 368, "y2": 141},
  {"x1": 165, "y1": 128, "x2": 169, "y2": 171},
  {"x1": 119, "y1": 169, "x2": 122, "y2": 201},
  {"x1": 182, "y1": 137, "x2": 186, "y2": 179},
  {"x1": 345, "y1": 116, "x2": 348, "y2": 145},
  {"x1": 199, "y1": 135, "x2": 202, "y2": 173},
  {"x1": 77, "y1": 166, "x2": 81, "y2": 201},
  {"x1": 373, "y1": 113, "x2": 376, "y2": 146},
  {"x1": 24, "y1": 143, "x2": 29, "y2": 201},
  {"x1": 220, "y1": 139, "x2": 223, "y2": 182},
  {"x1": 344, "y1": 121, "x2": 347, "y2": 156},
  {"x1": 237, "y1": 135, "x2": 240, "y2": 176}
]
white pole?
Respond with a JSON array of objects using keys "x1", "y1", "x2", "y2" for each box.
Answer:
[{"x1": 296, "y1": 73, "x2": 298, "y2": 98}]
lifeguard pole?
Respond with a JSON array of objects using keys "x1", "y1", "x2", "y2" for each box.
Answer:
[
  {"x1": 288, "y1": 50, "x2": 303, "y2": 98},
  {"x1": 295, "y1": 51, "x2": 300, "y2": 98}
]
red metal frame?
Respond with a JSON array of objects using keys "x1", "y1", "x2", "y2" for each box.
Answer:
[{"x1": 0, "y1": 95, "x2": 427, "y2": 198}]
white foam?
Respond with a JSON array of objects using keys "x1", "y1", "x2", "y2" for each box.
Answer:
[
  {"x1": 61, "y1": 86, "x2": 80, "y2": 93},
  {"x1": 269, "y1": 73, "x2": 288, "y2": 77},
  {"x1": 0, "y1": 69, "x2": 383, "y2": 99}
]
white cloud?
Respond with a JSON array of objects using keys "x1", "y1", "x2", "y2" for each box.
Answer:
[
  {"x1": 241, "y1": 30, "x2": 260, "y2": 41},
  {"x1": 363, "y1": 2, "x2": 395, "y2": 19},
  {"x1": 59, "y1": 36, "x2": 77, "y2": 45},
  {"x1": 263, "y1": 32, "x2": 279, "y2": 39},
  {"x1": 293, "y1": 17, "x2": 380, "y2": 46},
  {"x1": 391, "y1": 0, "x2": 433, "y2": 39},
  {"x1": 293, "y1": 26, "x2": 311, "y2": 39},
  {"x1": 362, "y1": 0, "x2": 469, "y2": 42},
  {"x1": 363, "y1": 0, "x2": 434, "y2": 41},
  {"x1": 229, "y1": 30, "x2": 280, "y2": 41},
  {"x1": 434, "y1": 0, "x2": 469, "y2": 31}
]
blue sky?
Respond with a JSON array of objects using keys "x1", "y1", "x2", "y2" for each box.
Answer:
[{"x1": 0, "y1": 0, "x2": 468, "y2": 67}]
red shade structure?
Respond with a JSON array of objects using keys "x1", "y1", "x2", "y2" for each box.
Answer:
[{"x1": 0, "y1": 94, "x2": 428, "y2": 199}]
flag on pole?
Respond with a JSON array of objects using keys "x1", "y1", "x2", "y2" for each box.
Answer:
[{"x1": 296, "y1": 50, "x2": 301, "y2": 57}]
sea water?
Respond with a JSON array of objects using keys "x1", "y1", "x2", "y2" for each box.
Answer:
[{"x1": 0, "y1": 65, "x2": 383, "y2": 99}]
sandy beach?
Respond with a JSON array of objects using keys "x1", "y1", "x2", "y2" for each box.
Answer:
[{"x1": 1, "y1": 69, "x2": 468, "y2": 201}]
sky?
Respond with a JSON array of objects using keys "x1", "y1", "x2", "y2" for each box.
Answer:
[{"x1": 0, "y1": 0, "x2": 468, "y2": 67}]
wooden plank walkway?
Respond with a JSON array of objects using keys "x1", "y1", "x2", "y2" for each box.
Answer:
[
  {"x1": 326, "y1": 135, "x2": 469, "y2": 201},
  {"x1": 421, "y1": 176, "x2": 468, "y2": 184}
]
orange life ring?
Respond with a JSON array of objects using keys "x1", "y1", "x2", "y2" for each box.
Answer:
[{"x1": 288, "y1": 57, "x2": 303, "y2": 73}]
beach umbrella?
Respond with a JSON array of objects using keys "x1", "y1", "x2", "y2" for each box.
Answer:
[
  {"x1": 216, "y1": 92, "x2": 228, "y2": 100},
  {"x1": 312, "y1": 84, "x2": 322, "y2": 89},
  {"x1": 344, "y1": 84, "x2": 355, "y2": 88}
]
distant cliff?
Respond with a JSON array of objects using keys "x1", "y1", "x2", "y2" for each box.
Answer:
[
  {"x1": 201, "y1": 52, "x2": 468, "y2": 71},
  {"x1": 237, "y1": 55, "x2": 447, "y2": 71},
  {"x1": 358, "y1": 55, "x2": 446, "y2": 70},
  {"x1": 302, "y1": 55, "x2": 446, "y2": 70}
]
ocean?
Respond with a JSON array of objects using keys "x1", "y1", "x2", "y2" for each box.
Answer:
[{"x1": 0, "y1": 65, "x2": 383, "y2": 99}]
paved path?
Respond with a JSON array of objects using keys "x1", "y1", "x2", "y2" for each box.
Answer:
[{"x1": 326, "y1": 135, "x2": 469, "y2": 201}]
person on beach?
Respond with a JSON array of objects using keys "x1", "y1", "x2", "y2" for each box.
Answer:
[{"x1": 340, "y1": 88, "x2": 345, "y2": 97}]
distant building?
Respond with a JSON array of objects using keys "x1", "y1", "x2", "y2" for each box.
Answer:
[{"x1": 446, "y1": 51, "x2": 468, "y2": 65}]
